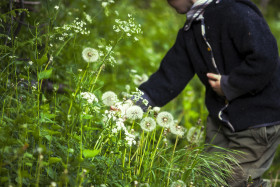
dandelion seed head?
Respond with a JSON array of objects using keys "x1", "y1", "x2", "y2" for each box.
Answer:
[
  {"x1": 82, "y1": 47, "x2": 99, "y2": 62},
  {"x1": 126, "y1": 105, "x2": 143, "y2": 120},
  {"x1": 170, "y1": 124, "x2": 185, "y2": 137},
  {"x1": 102, "y1": 91, "x2": 118, "y2": 106},
  {"x1": 140, "y1": 117, "x2": 156, "y2": 132},
  {"x1": 156, "y1": 111, "x2": 174, "y2": 128}
]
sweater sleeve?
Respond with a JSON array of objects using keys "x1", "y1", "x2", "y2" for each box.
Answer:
[
  {"x1": 222, "y1": 2, "x2": 279, "y2": 101},
  {"x1": 138, "y1": 28, "x2": 195, "y2": 107}
]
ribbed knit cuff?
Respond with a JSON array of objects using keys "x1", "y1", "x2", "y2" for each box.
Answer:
[{"x1": 131, "y1": 90, "x2": 156, "y2": 112}]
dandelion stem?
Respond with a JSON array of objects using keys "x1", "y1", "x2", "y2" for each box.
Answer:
[
  {"x1": 149, "y1": 128, "x2": 164, "y2": 178},
  {"x1": 166, "y1": 136, "x2": 179, "y2": 186},
  {"x1": 137, "y1": 132, "x2": 149, "y2": 176},
  {"x1": 122, "y1": 148, "x2": 127, "y2": 180}
]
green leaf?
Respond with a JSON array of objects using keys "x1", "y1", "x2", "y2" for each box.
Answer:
[
  {"x1": 37, "y1": 52, "x2": 48, "y2": 66},
  {"x1": 83, "y1": 149, "x2": 100, "y2": 158},
  {"x1": 48, "y1": 157, "x2": 62, "y2": 164},
  {"x1": 38, "y1": 69, "x2": 52, "y2": 80}
]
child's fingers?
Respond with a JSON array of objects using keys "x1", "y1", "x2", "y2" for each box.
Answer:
[
  {"x1": 207, "y1": 73, "x2": 220, "y2": 81},
  {"x1": 208, "y1": 79, "x2": 217, "y2": 87}
]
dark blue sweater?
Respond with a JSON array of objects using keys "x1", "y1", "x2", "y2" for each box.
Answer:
[{"x1": 139, "y1": 0, "x2": 280, "y2": 132}]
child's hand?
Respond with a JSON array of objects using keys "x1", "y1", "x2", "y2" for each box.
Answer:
[{"x1": 207, "y1": 73, "x2": 225, "y2": 97}]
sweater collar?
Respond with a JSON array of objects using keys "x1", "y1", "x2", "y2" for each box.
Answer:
[{"x1": 184, "y1": 0, "x2": 221, "y2": 31}]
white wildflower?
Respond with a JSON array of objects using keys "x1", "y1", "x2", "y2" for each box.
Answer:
[
  {"x1": 126, "y1": 105, "x2": 143, "y2": 120},
  {"x1": 115, "y1": 100, "x2": 133, "y2": 117},
  {"x1": 170, "y1": 125, "x2": 185, "y2": 137},
  {"x1": 101, "y1": 2, "x2": 108, "y2": 7},
  {"x1": 156, "y1": 111, "x2": 174, "y2": 128},
  {"x1": 51, "y1": 182, "x2": 57, "y2": 187},
  {"x1": 140, "y1": 117, "x2": 156, "y2": 132},
  {"x1": 54, "y1": 5, "x2": 59, "y2": 10},
  {"x1": 82, "y1": 48, "x2": 99, "y2": 62},
  {"x1": 80, "y1": 92, "x2": 98, "y2": 103},
  {"x1": 116, "y1": 118, "x2": 125, "y2": 131},
  {"x1": 112, "y1": 128, "x2": 118, "y2": 134},
  {"x1": 170, "y1": 180, "x2": 186, "y2": 187},
  {"x1": 28, "y1": 61, "x2": 33, "y2": 66},
  {"x1": 113, "y1": 15, "x2": 142, "y2": 37},
  {"x1": 104, "y1": 110, "x2": 117, "y2": 121},
  {"x1": 125, "y1": 132, "x2": 136, "y2": 146},
  {"x1": 83, "y1": 12, "x2": 92, "y2": 23},
  {"x1": 102, "y1": 91, "x2": 118, "y2": 106}
]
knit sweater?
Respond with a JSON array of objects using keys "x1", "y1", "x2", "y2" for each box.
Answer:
[{"x1": 138, "y1": 0, "x2": 280, "y2": 132}]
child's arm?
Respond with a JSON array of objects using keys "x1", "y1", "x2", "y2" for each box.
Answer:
[
  {"x1": 220, "y1": 3, "x2": 279, "y2": 101},
  {"x1": 138, "y1": 28, "x2": 195, "y2": 107}
]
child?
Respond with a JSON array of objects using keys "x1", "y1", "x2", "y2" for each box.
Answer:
[{"x1": 137, "y1": 0, "x2": 280, "y2": 186}]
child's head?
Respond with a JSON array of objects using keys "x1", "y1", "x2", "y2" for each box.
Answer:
[{"x1": 167, "y1": 0, "x2": 197, "y2": 14}]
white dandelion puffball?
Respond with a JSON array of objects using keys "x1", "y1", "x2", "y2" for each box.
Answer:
[
  {"x1": 140, "y1": 117, "x2": 156, "y2": 132},
  {"x1": 170, "y1": 180, "x2": 186, "y2": 187},
  {"x1": 102, "y1": 91, "x2": 118, "y2": 106},
  {"x1": 82, "y1": 47, "x2": 99, "y2": 62},
  {"x1": 126, "y1": 105, "x2": 143, "y2": 120},
  {"x1": 156, "y1": 111, "x2": 174, "y2": 128},
  {"x1": 170, "y1": 124, "x2": 185, "y2": 137}
]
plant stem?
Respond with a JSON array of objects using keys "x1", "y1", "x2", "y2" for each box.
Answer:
[
  {"x1": 166, "y1": 136, "x2": 179, "y2": 186},
  {"x1": 137, "y1": 132, "x2": 149, "y2": 176}
]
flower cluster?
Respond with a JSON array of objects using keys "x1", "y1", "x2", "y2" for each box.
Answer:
[
  {"x1": 80, "y1": 92, "x2": 98, "y2": 104},
  {"x1": 130, "y1": 88, "x2": 148, "y2": 106},
  {"x1": 53, "y1": 18, "x2": 90, "y2": 41},
  {"x1": 97, "y1": 44, "x2": 117, "y2": 66},
  {"x1": 83, "y1": 12, "x2": 92, "y2": 24},
  {"x1": 113, "y1": 14, "x2": 142, "y2": 40},
  {"x1": 111, "y1": 116, "x2": 136, "y2": 146}
]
